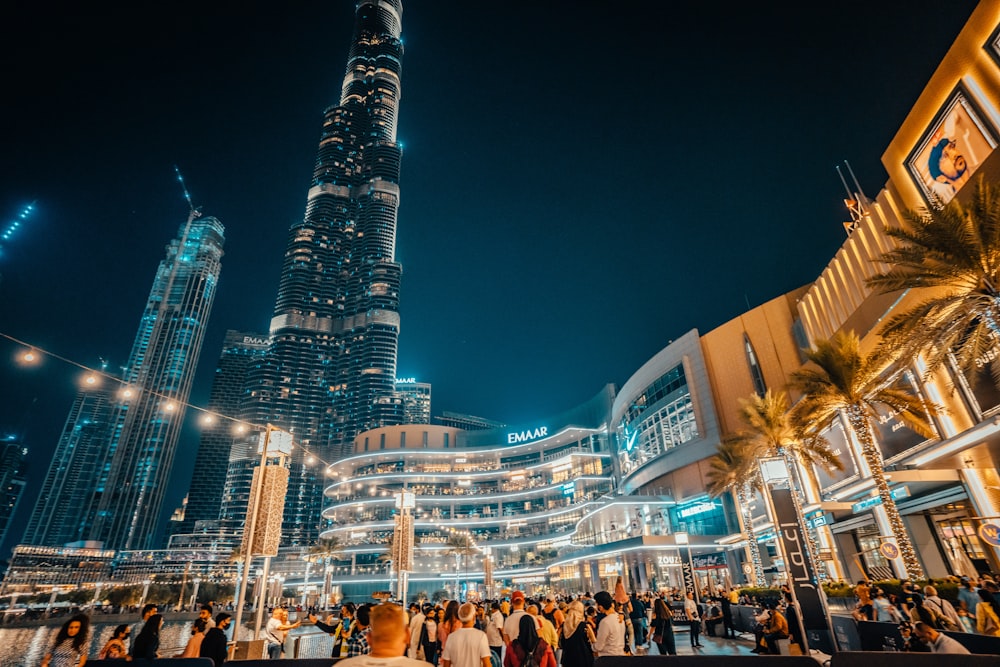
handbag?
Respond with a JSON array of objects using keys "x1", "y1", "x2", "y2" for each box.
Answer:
[{"x1": 651, "y1": 618, "x2": 663, "y2": 644}]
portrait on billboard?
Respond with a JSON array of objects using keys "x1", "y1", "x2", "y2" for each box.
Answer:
[{"x1": 906, "y1": 86, "x2": 997, "y2": 206}]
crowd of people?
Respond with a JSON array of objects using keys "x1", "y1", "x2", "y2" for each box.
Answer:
[
  {"x1": 301, "y1": 577, "x2": 741, "y2": 666},
  {"x1": 846, "y1": 574, "x2": 1000, "y2": 653},
  {"x1": 35, "y1": 572, "x2": 1000, "y2": 665}
]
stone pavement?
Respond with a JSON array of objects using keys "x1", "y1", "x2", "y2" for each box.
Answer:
[{"x1": 638, "y1": 629, "x2": 759, "y2": 656}]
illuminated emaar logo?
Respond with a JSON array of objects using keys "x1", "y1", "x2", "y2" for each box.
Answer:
[
  {"x1": 507, "y1": 426, "x2": 548, "y2": 444},
  {"x1": 623, "y1": 428, "x2": 637, "y2": 452}
]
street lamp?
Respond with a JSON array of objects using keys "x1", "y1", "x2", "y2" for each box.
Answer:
[{"x1": 233, "y1": 424, "x2": 292, "y2": 650}]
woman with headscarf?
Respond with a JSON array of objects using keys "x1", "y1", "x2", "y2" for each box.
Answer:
[
  {"x1": 503, "y1": 613, "x2": 556, "y2": 667},
  {"x1": 131, "y1": 613, "x2": 163, "y2": 660},
  {"x1": 42, "y1": 614, "x2": 91, "y2": 667},
  {"x1": 559, "y1": 600, "x2": 595, "y2": 667},
  {"x1": 651, "y1": 597, "x2": 676, "y2": 656}
]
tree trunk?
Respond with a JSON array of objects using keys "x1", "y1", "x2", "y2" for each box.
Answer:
[
  {"x1": 846, "y1": 404, "x2": 924, "y2": 579},
  {"x1": 738, "y1": 486, "x2": 766, "y2": 586}
]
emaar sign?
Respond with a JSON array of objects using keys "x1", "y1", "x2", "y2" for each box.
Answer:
[{"x1": 507, "y1": 426, "x2": 548, "y2": 444}]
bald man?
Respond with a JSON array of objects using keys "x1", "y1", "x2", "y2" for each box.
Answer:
[{"x1": 337, "y1": 603, "x2": 433, "y2": 667}]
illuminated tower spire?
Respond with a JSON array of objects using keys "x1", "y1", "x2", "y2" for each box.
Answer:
[{"x1": 246, "y1": 0, "x2": 405, "y2": 546}]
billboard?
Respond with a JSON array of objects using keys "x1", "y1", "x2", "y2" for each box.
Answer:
[
  {"x1": 814, "y1": 419, "x2": 858, "y2": 491},
  {"x1": 906, "y1": 85, "x2": 997, "y2": 206}
]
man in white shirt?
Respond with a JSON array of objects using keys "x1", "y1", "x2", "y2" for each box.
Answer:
[
  {"x1": 338, "y1": 603, "x2": 434, "y2": 667},
  {"x1": 593, "y1": 591, "x2": 625, "y2": 657},
  {"x1": 485, "y1": 602, "x2": 504, "y2": 660},
  {"x1": 502, "y1": 591, "x2": 536, "y2": 645},
  {"x1": 264, "y1": 606, "x2": 301, "y2": 659},
  {"x1": 407, "y1": 604, "x2": 426, "y2": 660},
  {"x1": 441, "y1": 603, "x2": 492, "y2": 667}
]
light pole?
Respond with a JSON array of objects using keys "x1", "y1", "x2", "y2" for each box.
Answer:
[
  {"x1": 393, "y1": 490, "x2": 415, "y2": 603},
  {"x1": 233, "y1": 424, "x2": 292, "y2": 649}
]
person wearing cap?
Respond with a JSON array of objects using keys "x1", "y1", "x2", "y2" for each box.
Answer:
[
  {"x1": 502, "y1": 591, "x2": 539, "y2": 646},
  {"x1": 927, "y1": 136, "x2": 970, "y2": 202},
  {"x1": 441, "y1": 602, "x2": 492, "y2": 667}
]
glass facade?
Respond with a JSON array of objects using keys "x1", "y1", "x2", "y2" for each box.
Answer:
[
  {"x1": 91, "y1": 214, "x2": 225, "y2": 551},
  {"x1": 616, "y1": 363, "x2": 699, "y2": 476},
  {"x1": 172, "y1": 331, "x2": 268, "y2": 537}
]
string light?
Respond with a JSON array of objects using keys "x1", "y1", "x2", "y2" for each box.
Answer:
[{"x1": 1, "y1": 331, "x2": 339, "y2": 470}]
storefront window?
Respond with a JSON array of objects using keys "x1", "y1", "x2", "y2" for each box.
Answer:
[{"x1": 939, "y1": 518, "x2": 989, "y2": 577}]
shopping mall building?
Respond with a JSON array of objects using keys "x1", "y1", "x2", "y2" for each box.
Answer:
[{"x1": 315, "y1": 1, "x2": 1000, "y2": 602}]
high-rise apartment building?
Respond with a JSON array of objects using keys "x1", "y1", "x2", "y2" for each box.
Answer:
[
  {"x1": 247, "y1": 0, "x2": 405, "y2": 546},
  {"x1": 0, "y1": 438, "x2": 28, "y2": 549},
  {"x1": 21, "y1": 385, "x2": 117, "y2": 546},
  {"x1": 395, "y1": 379, "x2": 431, "y2": 425},
  {"x1": 173, "y1": 330, "x2": 268, "y2": 537},
  {"x1": 90, "y1": 212, "x2": 225, "y2": 551}
]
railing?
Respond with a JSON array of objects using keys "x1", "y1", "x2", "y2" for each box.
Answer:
[{"x1": 291, "y1": 631, "x2": 334, "y2": 659}]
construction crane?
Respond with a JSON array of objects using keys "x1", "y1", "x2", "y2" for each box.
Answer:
[{"x1": 174, "y1": 165, "x2": 202, "y2": 223}]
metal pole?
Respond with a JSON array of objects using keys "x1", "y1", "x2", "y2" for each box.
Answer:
[
  {"x1": 254, "y1": 556, "x2": 272, "y2": 640},
  {"x1": 233, "y1": 424, "x2": 273, "y2": 643}
]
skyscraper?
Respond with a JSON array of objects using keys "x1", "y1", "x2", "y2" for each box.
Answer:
[
  {"x1": 21, "y1": 384, "x2": 116, "y2": 546},
  {"x1": 91, "y1": 211, "x2": 225, "y2": 551},
  {"x1": 395, "y1": 379, "x2": 431, "y2": 425},
  {"x1": 0, "y1": 437, "x2": 28, "y2": 549},
  {"x1": 172, "y1": 330, "x2": 268, "y2": 537},
  {"x1": 247, "y1": 0, "x2": 405, "y2": 546}
]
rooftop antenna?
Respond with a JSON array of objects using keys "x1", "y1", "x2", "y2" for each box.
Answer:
[
  {"x1": 835, "y1": 160, "x2": 870, "y2": 237},
  {"x1": 174, "y1": 165, "x2": 202, "y2": 223}
]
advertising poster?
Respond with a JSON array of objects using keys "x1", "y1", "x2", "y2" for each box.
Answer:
[
  {"x1": 814, "y1": 419, "x2": 858, "y2": 491},
  {"x1": 770, "y1": 488, "x2": 836, "y2": 654},
  {"x1": 906, "y1": 86, "x2": 996, "y2": 206}
]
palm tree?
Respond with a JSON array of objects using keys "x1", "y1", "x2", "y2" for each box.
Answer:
[
  {"x1": 306, "y1": 537, "x2": 342, "y2": 610},
  {"x1": 790, "y1": 330, "x2": 937, "y2": 579},
  {"x1": 445, "y1": 531, "x2": 478, "y2": 599},
  {"x1": 865, "y1": 176, "x2": 1000, "y2": 378},
  {"x1": 726, "y1": 390, "x2": 843, "y2": 579},
  {"x1": 706, "y1": 438, "x2": 766, "y2": 586}
]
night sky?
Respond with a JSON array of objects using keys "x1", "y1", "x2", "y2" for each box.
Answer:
[{"x1": 0, "y1": 1, "x2": 982, "y2": 554}]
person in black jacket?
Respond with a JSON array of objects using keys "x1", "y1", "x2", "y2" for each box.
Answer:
[
  {"x1": 200, "y1": 613, "x2": 232, "y2": 667},
  {"x1": 131, "y1": 613, "x2": 163, "y2": 660}
]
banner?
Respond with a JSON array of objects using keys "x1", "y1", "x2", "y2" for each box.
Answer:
[
  {"x1": 770, "y1": 487, "x2": 835, "y2": 653},
  {"x1": 680, "y1": 549, "x2": 695, "y2": 596}
]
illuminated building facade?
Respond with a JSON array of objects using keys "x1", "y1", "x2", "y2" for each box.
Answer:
[
  {"x1": 173, "y1": 330, "x2": 268, "y2": 538},
  {"x1": 394, "y1": 379, "x2": 431, "y2": 425},
  {"x1": 0, "y1": 438, "x2": 28, "y2": 549},
  {"x1": 246, "y1": 0, "x2": 406, "y2": 547},
  {"x1": 90, "y1": 213, "x2": 225, "y2": 551},
  {"x1": 321, "y1": 388, "x2": 621, "y2": 599},
  {"x1": 22, "y1": 385, "x2": 118, "y2": 547}
]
